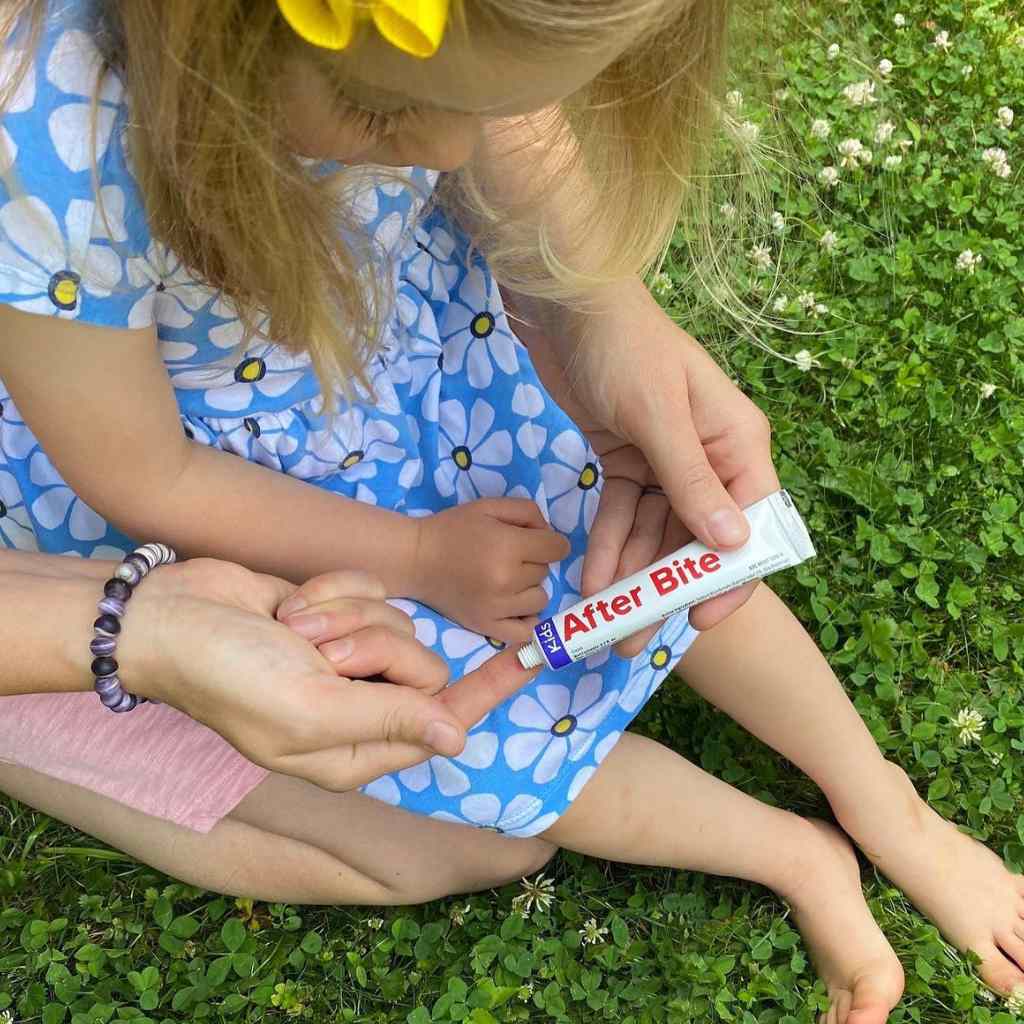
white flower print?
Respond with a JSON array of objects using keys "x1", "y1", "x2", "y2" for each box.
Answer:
[
  {"x1": 435, "y1": 398, "x2": 513, "y2": 501},
  {"x1": 29, "y1": 450, "x2": 105, "y2": 541},
  {"x1": 431, "y1": 793, "x2": 559, "y2": 838},
  {"x1": 404, "y1": 234, "x2": 460, "y2": 304},
  {"x1": 512, "y1": 383, "x2": 548, "y2": 459},
  {"x1": 504, "y1": 675, "x2": 619, "y2": 785},
  {"x1": 567, "y1": 730, "x2": 622, "y2": 801},
  {"x1": 0, "y1": 388, "x2": 38, "y2": 459},
  {"x1": 398, "y1": 727, "x2": 499, "y2": 797},
  {"x1": 618, "y1": 614, "x2": 690, "y2": 712},
  {"x1": 171, "y1": 344, "x2": 308, "y2": 413},
  {"x1": 0, "y1": 467, "x2": 37, "y2": 549},
  {"x1": 540, "y1": 431, "x2": 601, "y2": 534},
  {"x1": 215, "y1": 411, "x2": 299, "y2": 469},
  {"x1": 292, "y1": 407, "x2": 403, "y2": 481},
  {"x1": 46, "y1": 30, "x2": 122, "y2": 173},
  {"x1": 362, "y1": 775, "x2": 402, "y2": 806},
  {"x1": 0, "y1": 195, "x2": 122, "y2": 317},
  {"x1": 0, "y1": 45, "x2": 35, "y2": 173},
  {"x1": 440, "y1": 266, "x2": 519, "y2": 389},
  {"x1": 126, "y1": 241, "x2": 218, "y2": 330},
  {"x1": 442, "y1": 626, "x2": 508, "y2": 674},
  {"x1": 400, "y1": 299, "x2": 444, "y2": 422}
]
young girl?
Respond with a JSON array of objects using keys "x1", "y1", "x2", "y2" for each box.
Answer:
[{"x1": 1, "y1": 3, "x2": 1021, "y2": 1022}]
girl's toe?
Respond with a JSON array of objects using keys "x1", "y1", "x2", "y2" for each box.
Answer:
[
  {"x1": 977, "y1": 942, "x2": 1024, "y2": 994},
  {"x1": 998, "y1": 932, "x2": 1024, "y2": 974},
  {"x1": 833, "y1": 989, "x2": 852, "y2": 1023}
]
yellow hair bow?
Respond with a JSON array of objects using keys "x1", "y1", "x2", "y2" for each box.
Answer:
[{"x1": 277, "y1": 0, "x2": 450, "y2": 58}]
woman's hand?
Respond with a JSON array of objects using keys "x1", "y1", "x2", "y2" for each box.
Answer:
[
  {"x1": 510, "y1": 281, "x2": 780, "y2": 648},
  {"x1": 120, "y1": 559, "x2": 538, "y2": 791}
]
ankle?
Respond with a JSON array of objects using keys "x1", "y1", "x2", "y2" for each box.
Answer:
[{"x1": 828, "y1": 761, "x2": 926, "y2": 841}]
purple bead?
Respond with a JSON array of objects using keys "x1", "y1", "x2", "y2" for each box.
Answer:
[
  {"x1": 93, "y1": 614, "x2": 122, "y2": 637},
  {"x1": 104, "y1": 579, "x2": 132, "y2": 602},
  {"x1": 115, "y1": 562, "x2": 141, "y2": 586},
  {"x1": 99, "y1": 687, "x2": 124, "y2": 708},
  {"x1": 95, "y1": 676, "x2": 121, "y2": 696},
  {"x1": 124, "y1": 554, "x2": 149, "y2": 578},
  {"x1": 91, "y1": 655, "x2": 118, "y2": 677},
  {"x1": 90, "y1": 636, "x2": 117, "y2": 657},
  {"x1": 98, "y1": 597, "x2": 126, "y2": 618},
  {"x1": 110, "y1": 693, "x2": 137, "y2": 713},
  {"x1": 135, "y1": 545, "x2": 160, "y2": 569}
]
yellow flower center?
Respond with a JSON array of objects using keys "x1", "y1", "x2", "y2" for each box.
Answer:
[
  {"x1": 453, "y1": 446, "x2": 472, "y2": 470},
  {"x1": 486, "y1": 637, "x2": 506, "y2": 650},
  {"x1": 341, "y1": 450, "x2": 364, "y2": 469},
  {"x1": 650, "y1": 646, "x2": 671, "y2": 669},
  {"x1": 577, "y1": 463, "x2": 599, "y2": 490},
  {"x1": 235, "y1": 358, "x2": 267, "y2": 384},
  {"x1": 53, "y1": 278, "x2": 78, "y2": 306},
  {"x1": 47, "y1": 270, "x2": 81, "y2": 311},
  {"x1": 470, "y1": 312, "x2": 495, "y2": 338},
  {"x1": 551, "y1": 715, "x2": 576, "y2": 736}
]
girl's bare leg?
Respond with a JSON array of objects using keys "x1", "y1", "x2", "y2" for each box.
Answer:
[
  {"x1": 0, "y1": 762, "x2": 555, "y2": 905},
  {"x1": 678, "y1": 584, "x2": 1024, "y2": 996},
  {"x1": 542, "y1": 732, "x2": 904, "y2": 1024}
]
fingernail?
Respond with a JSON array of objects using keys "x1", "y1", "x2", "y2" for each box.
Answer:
[
  {"x1": 287, "y1": 614, "x2": 324, "y2": 639},
  {"x1": 278, "y1": 595, "x2": 308, "y2": 619},
  {"x1": 424, "y1": 721, "x2": 463, "y2": 757},
  {"x1": 708, "y1": 508, "x2": 748, "y2": 548},
  {"x1": 325, "y1": 638, "x2": 354, "y2": 663}
]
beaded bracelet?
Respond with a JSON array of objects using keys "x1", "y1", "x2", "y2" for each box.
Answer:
[{"x1": 91, "y1": 543, "x2": 177, "y2": 713}]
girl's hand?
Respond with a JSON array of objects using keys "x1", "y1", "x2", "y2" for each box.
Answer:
[
  {"x1": 121, "y1": 559, "x2": 539, "y2": 792},
  {"x1": 408, "y1": 498, "x2": 571, "y2": 645}
]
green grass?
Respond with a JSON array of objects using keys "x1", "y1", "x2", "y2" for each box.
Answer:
[{"x1": 2, "y1": 0, "x2": 1023, "y2": 1021}]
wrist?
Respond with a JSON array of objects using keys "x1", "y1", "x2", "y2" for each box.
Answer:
[
  {"x1": 402, "y1": 514, "x2": 434, "y2": 603},
  {"x1": 113, "y1": 564, "x2": 180, "y2": 704}
]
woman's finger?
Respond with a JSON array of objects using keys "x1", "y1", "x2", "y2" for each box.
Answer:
[
  {"x1": 276, "y1": 569, "x2": 386, "y2": 620},
  {"x1": 320, "y1": 626, "x2": 450, "y2": 694},
  {"x1": 615, "y1": 492, "x2": 671, "y2": 581},
  {"x1": 440, "y1": 648, "x2": 540, "y2": 724},
  {"x1": 580, "y1": 476, "x2": 641, "y2": 596},
  {"x1": 283, "y1": 596, "x2": 416, "y2": 644}
]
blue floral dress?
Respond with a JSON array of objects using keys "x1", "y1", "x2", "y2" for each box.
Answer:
[{"x1": 0, "y1": 2, "x2": 698, "y2": 837}]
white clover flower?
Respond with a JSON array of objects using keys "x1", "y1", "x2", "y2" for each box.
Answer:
[
  {"x1": 827, "y1": 43, "x2": 841, "y2": 61},
  {"x1": 811, "y1": 118, "x2": 831, "y2": 140},
  {"x1": 720, "y1": 202, "x2": 737, "y2": 220},
  {"x1": 774, "y1": 88, "x2": 790, "y2": 103},
  {"x1": 1008, "y1": 986, "x2": 1024, "y2": 1014},
  {"x1": 842, "y1": 80, "x2": 877, "y2": 107},
  {"x1": 953, "y1": 707, "x2": 984, "y2": 746},
  {"x1": 820, "y1": 230, "x2": 839, "y2": 252},
  {"x1": 884, "y1": 154, "x2": 903, "y2": 170},
  {"x1": 998, "y1": 106, "x2": 1015, "y2": 129},
  {"x1": 650, "y1": 272, "x2": 673, "y2": 298},
  {"x1": 772, "y1": 294, "x2": 789, "y2": 313},
  {"x1": 878, "y1": 58, "x2": 894, "y2": 76},
  {"x1": 840, "y1": 356, "x2": 856, "y2": 369},
  {"x1": 797, "y1": 291, "x2": 817, "y2": 310},
  {"x1": 956, "y1": 249, "x2": 983, "y2": 274},
  {"x1": 794, "y1": 349, "x2": 818, "y2": 371},
  {"x1": 725, "y1": 89, "x2": 743, "y2": 111},
  {"x1": 819, "y1": 165, "x2": 841, "y2": 187},
  {"x1": 961, "y1": 64, "x2": 974, "y2": 78},
  {"x1": 367, "y1": 917, "x2": 384, "y2": 930},
  {"x1": 0, "y1": 1012, "x2": 12, "y2": 1024},
  {"x1": 748, "y1": 244, "x2": 773, "y2": 270},
  {"x1": 838, "y1": 137, "x2": 866, "y2": 168},
  {"x1": 450, "y1": 902, "x2": 472, "y2": 926},
  {"x1": 875, "y1": 120, "x2": 896, "y2": 144},
  {"x1": 771, "y1": 210, "x2": 786, "y2": 233},
  {"x1": 980, "y1": 382, "x2": 997, "y2": 399},
  {"x1": 513, "y1": 873, "x2": 556, "y2": 915},
  {"x1": 858, "y1": 148, "x2": 874, "y2": 165},
  {"x1": 580, "y1": 918, "x2": 610, "y2": 945},
  {"x1": 736, "y1": 120, "x2": 761, "y2": 145},
  {"x1": 814, "y1": 302, "x2": 829, "y2": 316},
  {"x1": 898, "y1": 138, "x2": 913, "y2": 153},
  {"x1": 933, "y1": 30, "x2": 952, "y2": 51},
  {"x1": 894, "y1": 13, "x2": 906, "y2": 27},
  {"x1": 983, "y1": 147, "x2": 1012, "y2": 178}
]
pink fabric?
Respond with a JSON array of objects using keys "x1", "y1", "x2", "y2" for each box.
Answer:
[{"x1": 0, "y1": 693, "x2": 269, "y2": 833}]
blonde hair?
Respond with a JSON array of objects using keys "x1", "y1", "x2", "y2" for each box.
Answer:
[{"x1": 1, "y1": 0, "x2": 730, "y2": 394}]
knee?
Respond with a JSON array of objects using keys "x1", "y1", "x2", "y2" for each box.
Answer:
[{"x1": 458, "y1": 836, "x2": 559, "y2": 894}]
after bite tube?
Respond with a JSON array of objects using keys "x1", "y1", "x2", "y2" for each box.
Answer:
[{"x1": 518, "y1": 489, "x2": 815, "y2": 671}]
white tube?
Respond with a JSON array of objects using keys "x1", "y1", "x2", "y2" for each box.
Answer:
[{"x1": 518, "y1": 490, "x2": 816, "y2": 671}]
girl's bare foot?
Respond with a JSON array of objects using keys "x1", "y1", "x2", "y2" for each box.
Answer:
[
  {"x1": 777, "y1": 820, "x2": 905, "y2": 1024},
  {"x1": 838, "y1": 763, "x2": 1024, "y2": 996}
]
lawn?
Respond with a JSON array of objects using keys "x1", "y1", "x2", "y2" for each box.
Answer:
[{"x1": 2, "y1": 0, "x2": 1022, "y2": 1021}]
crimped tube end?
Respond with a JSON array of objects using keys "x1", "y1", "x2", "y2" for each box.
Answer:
[{"x1": 517, "y1": 642, "x2": 544, "y2": 670}]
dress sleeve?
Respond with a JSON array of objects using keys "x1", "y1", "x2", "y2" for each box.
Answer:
[{"x1": 0, "y1": 10, "x2": 158, "y2": 329}]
